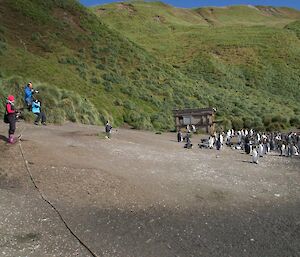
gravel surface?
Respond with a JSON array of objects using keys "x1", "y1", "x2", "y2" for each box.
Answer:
[{"x1": 0, "y1": 121, "x2": 299, "y2": 257}]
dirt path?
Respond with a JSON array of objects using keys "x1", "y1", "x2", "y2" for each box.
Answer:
[{"x1": 0, "y1": 122, "x2": 299, "y2": 257}]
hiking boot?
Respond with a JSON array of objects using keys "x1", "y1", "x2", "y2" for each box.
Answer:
[
  {"x1": 8, "y1": 135, "x2": 15, "y2": 144},
  {"x1": 34, "y1": 121, "x2": 39, "y2": 125},
  {"x1": 42, "y1": 122, "x2": 47, "y2": 126}
]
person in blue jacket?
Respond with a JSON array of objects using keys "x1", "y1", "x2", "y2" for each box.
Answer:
[
  {"x1": 32, "y1": 99, "x2": 46, "y2": 125},
  {"x1": 24, "y1": 82, "x2": 38, "y2": 109}
]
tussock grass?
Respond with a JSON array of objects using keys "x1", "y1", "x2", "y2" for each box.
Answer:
[{"x1": 0, "y1": 76, "x2": 100, "y2": 125}]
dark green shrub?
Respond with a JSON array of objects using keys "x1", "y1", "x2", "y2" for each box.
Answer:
[
  {"x1": 263, "y1": 115, "x2": 272, "y2": 126},
  {"x1": 231, "y1": 117, "x2": 244, "y2": 130},
  {"x1": 140, "y1": 94, "x2": 152, "y2": 102},
  {"x1": 58, "y1": 57, "x2": 79, "y2": 65},
  {"x1": 272, "y1": 115, "x2": 287, "y2": 123},
  {"x1": 232, "y1": 107, "x2": 242, "y2": 116},
  {"x1": 10, "y1": 0, "x2": 51, "y2": 23},
  {"x1": 271, "y1": 115, "x2": 289, "y2": 128},
  {"x1": 99, "y1": 109, "x2": 114, "y2": 126},
  {"x1": 243, "y1": 117, "x2": 254, "y2": 129},
  {"x1": 124, "y1": 100, "x2": 136, "y2": 110},
  {"x1": 122, "y1": 110, "x2": 152, "y2": 130},
  {"x1": 113, "y1": 99, "x2": 123, "y2": 106},
  {"x1": 221, "y1": 118, "x2": 232, "y2": 130},
  {"x1": 290, "y1": 116, "x2": 300, "y2": 127},
  {"x1": 120, "y1": 86, "x2": 133, "y2": 96},
  {"x1": 31, "y1": 32, "x2": 42, "y2": 41},
  {"x1": 151, "y1": 113, "x2": 174, "y2": 131},
  {"x1": 53, "y1": 0, "x2": 83, "y2": 11},
  {"x1": 76, "y1": 67, "x2": 86, "y2": 80},
  {"x1": 96, "y1": 63, "x2": 105, "y2": 70},
  {"x1": 102, "y1": 72, "x2": 122, "y2": 84},
  {"x1": 90, "y1": 77, "x2": 102, "y2": 84},
  {"x1": 0, "y1": 41, "x2": 7, "y2": 55},
  {"x1": 46, "y1": 108, "x2": 66, "y2": 124},
  {"x1": 21, "y1": 109, "x2": 35, "y2": 122},
  {"x1": 266, "y1": 122, "x2": 283, "y2": 132},
  {"x1": 39, "y1": 41, "x2": 53, "y2": 53},
  {"x1": 150, "y1": 97, "x2": 162, "y2": 108},
  {"x1": 103, "y1": 81, "x2": 113, "y2": 92},
  {"x1": 0, "y1": 25, "x2": 4, "y2": 34},
  {"x1": 123, "y1": 110, "x2": 140, "y2": 123},
  {"x1": 60, "y1": 98, "x2": 77, "y2": 122},
  {"x1": 252, "y1": 117, "x2": 264, "y2": 130}
]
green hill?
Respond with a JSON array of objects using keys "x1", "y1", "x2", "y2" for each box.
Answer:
[
  {"x1": 196, "y1": 5, "x2": 300, "y2": 27},
  {"x1": 0, "y1": 0, "x2": 199, "y2": 130},
  {"x1": 93, "y1": 1, "x2": 300, "y2": 130},
  {"x1": 0, "y1": 0, "x2": 299, "y2": 131}
]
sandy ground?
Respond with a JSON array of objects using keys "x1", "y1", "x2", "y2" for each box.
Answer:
[{"x1": 0, "y1": 121, "x2": 299, "y2": 257}]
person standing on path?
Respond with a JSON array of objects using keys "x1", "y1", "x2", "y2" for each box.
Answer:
[{"x1": 5, "y1": 95, "x2": 17, "y2": 144}]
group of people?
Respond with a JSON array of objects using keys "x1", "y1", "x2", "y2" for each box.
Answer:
[
  {"x1": 24, "y1": 82, "x2": 47, "y2": 126},
  {"x1": 4, "y1": 82, "x2": 47, "y2": 144},
  {"x1": 3, "y1": 81, "x2": 114, "y2": 144}
]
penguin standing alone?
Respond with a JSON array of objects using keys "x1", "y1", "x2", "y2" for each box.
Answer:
[{"x1": 252, "y1": 147, "x2": 259, "y2": 164}]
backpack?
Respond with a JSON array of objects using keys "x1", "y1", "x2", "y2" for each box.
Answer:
[{"x1": 3, "y1": 112, "x2": 9, "y2": 123}]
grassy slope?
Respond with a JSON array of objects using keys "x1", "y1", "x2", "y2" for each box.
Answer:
[
  {"x1": 0, "y1": 0, "x2": 299, "y2": 131},
  {"x1": 196, "y1": 5, "x2": 300, "y2": 27},
  {"x1": 93, "y1": 1, "x2": 300, "y2": 130},
  {"x1": 0, "y1": 0, "x2": 208, "y2": 130}
]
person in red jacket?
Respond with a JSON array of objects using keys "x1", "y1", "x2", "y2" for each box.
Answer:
[{"x1": 5, "y1": 95, "x2": 17, "y2": 144}]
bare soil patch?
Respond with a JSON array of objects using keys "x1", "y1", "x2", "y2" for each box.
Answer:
[{"x1": 0, "y1": 122, "x2": 299, "y2": 257}]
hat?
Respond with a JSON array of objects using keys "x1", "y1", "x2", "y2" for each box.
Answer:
[{"x1": 7, "y1": 95, "x2": 14, "y2": 102}]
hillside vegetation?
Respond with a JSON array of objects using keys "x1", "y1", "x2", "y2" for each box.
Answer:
[
  {"x1": 93, "y1": 1, "x2": 300, "y2": 130},
  {"x1": 0, "y1": 0, "x2": 199, "y2": 130},
  {"x1": 0, "y1": 0, "x2": 299, "y2": 131}
]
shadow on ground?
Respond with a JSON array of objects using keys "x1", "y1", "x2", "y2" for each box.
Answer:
[
  {"x1": 59, "y1": 202, "x2": 300, "y2": 257},
  {"x1": 0, "y1": 134, "x2": 7, "y2": 142}
]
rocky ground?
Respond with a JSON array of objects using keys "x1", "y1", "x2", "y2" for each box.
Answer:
[{"x1": 0, "y1": 121, "x2": 299, "y2": 257}]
